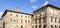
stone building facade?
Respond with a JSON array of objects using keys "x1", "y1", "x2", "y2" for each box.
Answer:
[
  {"x1": 0, "y1": 4, "x2": 60, "y2": 28},
  {"x1": 2, "y1": 10, "x2": 33, "y2": 28},
  {"x1": 33, "y1": 4, "x2": 60, "y2": 28},
  {"x1": 0, "y1": 19, "x2": 3, "y2": 28}
]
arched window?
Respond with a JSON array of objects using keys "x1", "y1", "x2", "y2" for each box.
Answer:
[{"x1": 51, "y1": 25, "x2": 53, "y2": 28}]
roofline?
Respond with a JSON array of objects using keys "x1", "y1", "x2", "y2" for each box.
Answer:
[
  {"x1": 33, "y1": 4, "x2": 60, "y2": 13},
  {"x1": 2, "y1": 10, "x2": 33, "y2": 17}
]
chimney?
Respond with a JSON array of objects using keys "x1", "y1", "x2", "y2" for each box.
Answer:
[{"x1": 14, "y1": 6, "x2": 19, "y2": 12}]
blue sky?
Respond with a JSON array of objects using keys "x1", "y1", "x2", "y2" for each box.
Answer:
[{"x1": 0, "y1": 0, "x2": 60, "y2": 17}]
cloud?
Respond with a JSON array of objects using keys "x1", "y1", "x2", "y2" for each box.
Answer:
[
  {"x1": 30, "y1": 0, "x2": 37, "y2": 3},
  {"x1": 0, "y1": 12, "x2": 3, "y2": 18},
  {"x1": 43, "y1": 1, "x2": 48, "y2": 6},
  {"x1": 31, "y1": 5, "x2": 38, "y2": 9},
  {"x1": 50, "y1": 0, "x2": 57, "y2": 2}
]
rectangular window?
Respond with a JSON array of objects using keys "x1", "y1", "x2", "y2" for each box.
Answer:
[
  {"x1": 28, "y1": 20, "x2": 30, "y2": 23},
  {"x1": 55, "y1": 18, "x2": 56, "y2": 22},
  {"x1": 43, "y1": 19, "x2": 45, "y2": 23},
  {"x1": 44, "y1": 25, "x2": 46, "y2": 28},
  {"x1": 16, "y1": 14, "x2": 18, "y2": 17},
  {"x1": 32, "y1": 25, "x2": 34, "y2": 28},
  {"x1": 21, "y1": 25, "x2": 23, "y2": 28},
  {"x1": 39, "y1": 19, "x2": 41, "y2": 23},
  {"x1": 59, "y1": 26, "x2": 60, "y2": 28},
  {"x1": 10, "y1": 14, "x2": 12, "y2": 16},
  {"x1": 39, "y1": 25, "x2": 41, "y2": 28},
  {"x1": 35, "y1": 19, "x2": 37, "y2": 24},
  {"x1": 21, "y1": 20, "x2": 23, "y2": 23},
  {"x1": 51, "y1": 25, "x2": 53, "y2": 28},
  {"x1": 12, "y1": 19, "x2": 16, "y2": 24},
  {"x1": 25, "y1": 20, "x2": 27, "y2": 23},
  {"x1": 21, "y1": 15, "x2": 23, "y2": 17},
  {"x1": 55, "y1": 25, "x2": 57, "y2": 28},
  {"x1": 43, "y1": 17, "x2": 46, "y2": 23},
  {"x1": 59, "y1": 19, "x2": 60, "y2": 23},
  {"x1": 28, "y1": 16, "x2": 30, "y2": 18},
  {"x1": 51, "y1": 17, "x2": 53, "y2": 22},
  {"x1": 35, "y1": 25, "x2": 37, "y2": 28}
]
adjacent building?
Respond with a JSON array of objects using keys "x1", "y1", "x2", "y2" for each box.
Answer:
[
  {"x1": 0, "y1": 4, "x2": 60, "y2": 28},
  {"x1": 33, "y1": 4, "x2": 60, "y2": 28}
]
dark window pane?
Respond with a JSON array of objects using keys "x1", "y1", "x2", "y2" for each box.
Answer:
[
  {"x1": 10, "y1": 14, "x2": 12, "y2": 16},
  {"x1": 44, "y1": 25, "x2": 46, "y2": 28},
  {"x1": 21, "y1": 25, "x2": 23, "y2": 28},
  {"x1": 35, "y1": 25, "x2": 37, "y2": 28},
  {"x1": 59, "y1": 19, "x2": 60, "y2": 23},
  {"x1": 51, "y1": 25, "x2": 53, "y2": 28},
  {"x1": 39, "y1": 25, "x2": 41, "y2": 28},
  {"x1": 16, "y1": 14, "x2": 18, "y2": 17}
]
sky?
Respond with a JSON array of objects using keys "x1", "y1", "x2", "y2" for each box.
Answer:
[{"x1": 0, "y1": 0, "x2": 60, "y2": 18}]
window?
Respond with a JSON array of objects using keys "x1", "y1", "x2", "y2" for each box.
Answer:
[
  {"x1": 25, "y1": 16, "x2": 27, "y2": 18},
  {"x1": 37, "y1": 14, "x2": 40, "y2": 17},
  {"x1": 10, "y1": 14, "x2": 12, "y2": 16},
  {"x1": 55, "y1": 25, "x2": 57, "y2": 28},
  {"x1": 5, "y1": 21, "x2": 7, "y2": 25},
  {"x1": 35, "y1": 19, "x2": 37, "y2": 24},
  {"x1": 55, "y1": 18, "x2": 56, "y2": 22},
  {"x1": 51, "y1": 25, "x2": 53, "y2": 28},
  {"x1": 25, "y1": 20, "x2": 27, "y2": 23},
  {"x1": 39, "y1": 19, "x2": 41, "y2": 23},
  {"x1": 28, "y1": 16, "x2": 30, "y2": 18},
  {"x1": 39, "y1": 25, "x2": 41, "y2": 28},
  {"x1": 21, "y1": 25, "x2": 23, "y2": 28},
  {"x1": 3, "y1": 22, "x2": 5, "y2": 28},
  {"x1": 32, "y1": 25, "x2": 34, "y2": 28},
  {"x1": 59, "y1": 19, "x2": 60, "y2": 23},
  {"x1": 43, "y1": 25, "x2": 46, "y2": 28},
  {"x1": 21, "y1": 20, "x2": 23, "y2": 23},
  {"x1": 35, "y1": 25, "x2": 37, "y2": 28},
  {"x1": 16, "y1": 14, "x2": 18, "y2": 17},
  {"x1": 12, "y1": 19, "x2": 16, "y2": 24},
  {"x1": 28, "y1": 20, "x2": 30, "y2": 23},
  {"x1": 43, "y1": 17, "x2": 46, "y2": 23},
  {"x1": 21, "y1": 15, "x2": 23, "y2": 17},
  {"x1": 59, "y1": 26, "x2": 60, "y2": 28},
  {"x1": 51, "y1": 17, "x2": 53, "y2": 22},
  {"x1": 0, "y1": 27, "x2": 2, "y2": 28},
  {"x1": 37, "y1": 13, "x2": 40, "y2": 18},
  {"x1": 55, "y1": 17, "x2": 57, "y2": 22}
]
